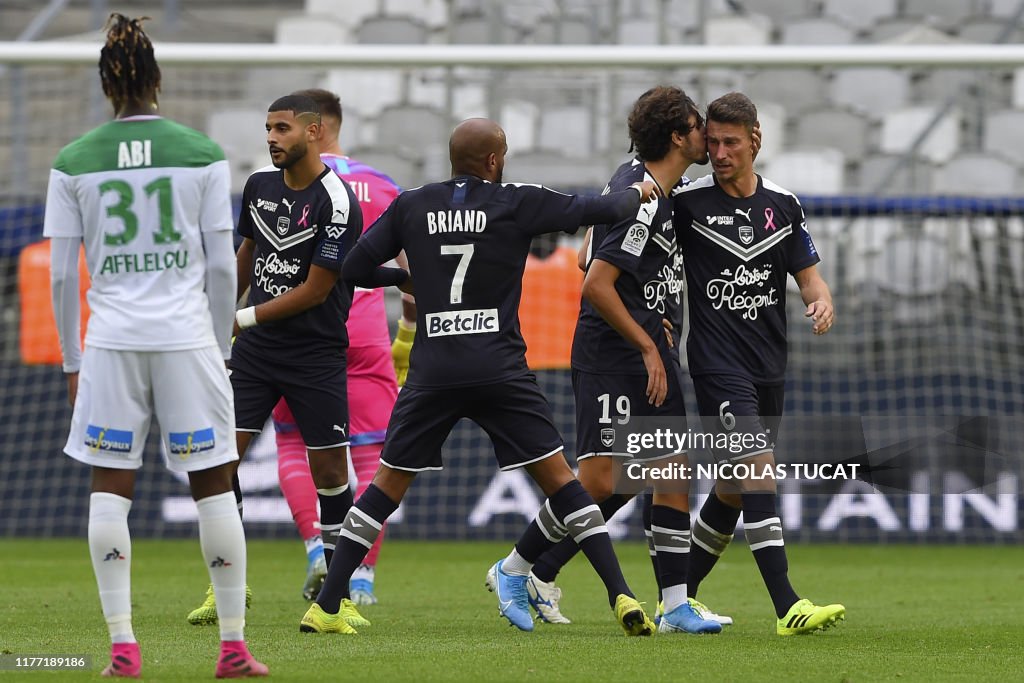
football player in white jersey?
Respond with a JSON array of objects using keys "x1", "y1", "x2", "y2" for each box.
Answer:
[{"x1": 43, "y1": 14, "x2": 267, "y2": 678}]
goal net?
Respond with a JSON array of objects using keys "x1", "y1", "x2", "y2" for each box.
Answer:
[{"x1": 1, "y1": 41, "x2": 1022, "y2": 543}]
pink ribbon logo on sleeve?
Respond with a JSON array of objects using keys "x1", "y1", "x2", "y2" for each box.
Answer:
[
  {"x1": 764, "y1": 207, "x2": 777, "y2": 232},
  {"x1": 298, "y1": 204, "x2": 311, "y2": 228}
]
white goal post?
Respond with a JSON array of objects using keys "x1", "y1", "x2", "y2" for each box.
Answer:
[{"x1": 2, "y1": 42, "x2": 1024, "y2": 68}]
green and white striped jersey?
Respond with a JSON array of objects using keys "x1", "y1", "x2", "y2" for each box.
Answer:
[{"x1": 43, "y1": 115, "x2": 234, "y2": 351}]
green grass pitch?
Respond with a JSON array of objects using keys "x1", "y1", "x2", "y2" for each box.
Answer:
[{"x1": 2, "y1": 540, "x2": 1022, "y2": 681}]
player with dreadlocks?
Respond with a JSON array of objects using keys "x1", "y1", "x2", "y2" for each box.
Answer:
[{"x1": 43, "y1": 14, "x2": 268, "y2": 678}]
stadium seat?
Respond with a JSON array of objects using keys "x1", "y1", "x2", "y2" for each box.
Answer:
[
  {"x1": 375, "y1": 104, "x2": 449, "y2": 159},
  {"x1": 356, "y1": 14, "x2": 428, "y2": 43},
  {"x1": 356, "y1": 15, "x2": 429, "y2": 44},
  {"x1": 913, "y1": 68, "x2": 991, "y2": 106},
  {"x1": 383, "y1": 0, "x2": 449, "y2": 29},
  {"x1": 321, "y1": 69, "x2": 404, "y2": 117},
  {"x1": 956, "y1": 16, "x2": 1024, "y2": 43},
  {"x1": 449, "y1": 16, "x2": 493, "y2": 43},
  {"x1": 610, "y1": 70, "x2": 680, "y2": 118},
  {"x1": 538, "y1": 105, "x2": 594, "y2": 158},
  {"x1": 923, "y1": 217, "x2": 979, "y2": 291},
  {"x1": 794, "y1": 107, "x2": 870, "y2": 160},
  {"x1": 780, "y1": 18, "x2": 856, "y2": 45},
  {"x1": 750, "y1": 101, "x2": 785, "y2": 164},
  {"x1": 855, "y1": 154, "x2": 933, "y2": 194},
  {"x1": 449, "y1": 82, "x2": 489, "y2": 120},
  {"x1": 880, "y1": 106, "x2": 960, "y2": 164},
  {"x1": 704, "y1": 14, "x2": 772, "y2": 46},
  {"x1": 821, "y1": 0, "x2": 896, "y2": 31},
  {"x1": 842, "y1": 217, "x2": 900, "y2": 297},
  {"x1": 275, "y1": 14, "x2": 347, "y2": 44},
  {"x1": 750, "y1": 0, "x2": 817, "y2": 23},
  {"x1": 879, "y1": 233, "x2": 950, "y2": 323},
  {"x1": 616, "y1": 17, "x2": 660, "y2": 44},
  {"x1": 346, "y1": 148, "x2": 419, "y2": 189},
  {"x1": 499, "y1": 99, "x2": 540, "y2": 153},
  {"x1": 931, "y1": 154, "x2": 1019, "y2": 196},
  {"x1": 901, "y1": 0, "x2": 975, "y2": 27},
  {"x1": 1014, "y1": 68, "x2": 1024, "y2": 109},
  {"x1": 866, "y1": 19, "x2": 956, "y2": 44},
  {"x1": 336, "y1": 108, "x2": 366, "y2": 150},
  {"x1": 206, "y1": 108, "x2": 274, "y2": 193},
  {"x1": 988, "y1": 0, "x2": 1024, "y2": 17},
  {"x1": 743, "y1": 68, "x2": 829, "y2": 113},
  {"x1": 304, "y1": 0, "x2": 379, "y2": 28},
  {"x1": 525, "y1": 15, "x2": 596, "y2": 44},
  {"x1": 761, "y1": 148, "x2": 846, "y2": 195},
  {"x1": 504, "y1": 149, "x2": 609, "y2": 190},
  {"x1": 498, "y1": 0, "x2": 552, "y2": 33},
  {"x1": 674, "y1": 68, "x2": 747, "y2": 105},
  {"x1": 405, "y1": 67, "x2": 485, "y2": 114},
  {"x1": 830, "y1": 68, "x2": 911, "y2": 117},
  {"x1": 982, "y1": 110, "x2": 1024, "y2": 165}
]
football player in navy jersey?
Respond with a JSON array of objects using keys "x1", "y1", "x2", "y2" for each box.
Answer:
[
  {"x1": 673, "y1": 92, "x2": 844, "y2": 635},
  {"x1": 187, "y1": 93, "x2": 365, "y2": 627},
  {"x1": 300, "y1": 118, "x2": 661, "y2": 637},
  {"x1": 525, "y1": 86, "x2": 722, "y2": 635}
]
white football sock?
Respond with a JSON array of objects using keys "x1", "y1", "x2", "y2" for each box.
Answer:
[
  {"x1": 197, "y1": 491, "x2": 247, "y2": 642},
  {"x1": 88, "y1": 492, "x2": 135, "y2": 644}
]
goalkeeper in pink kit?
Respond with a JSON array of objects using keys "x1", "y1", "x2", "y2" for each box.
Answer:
[{"x1": 273, "y1": 89, "x2": 413, "y2": 605}]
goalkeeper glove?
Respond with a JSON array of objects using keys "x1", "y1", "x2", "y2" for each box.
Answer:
[{"x1": 392, "y1": 318, "x2": 415, "y2": 387}]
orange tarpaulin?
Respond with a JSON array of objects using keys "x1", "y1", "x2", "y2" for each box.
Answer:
[
  {"x1": 521, "y1": 246, "x2": 582, "y2": 370},
  {"x1": 18, "y1": 240, "x2": 581, "y2": 369},
  {"x1": 18, "y1": 240, "x2": 90, "y2": 365}
]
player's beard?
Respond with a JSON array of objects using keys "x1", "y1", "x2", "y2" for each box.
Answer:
[{"x1": 271, "y1": 141, "x2": 307, "y2": 169}]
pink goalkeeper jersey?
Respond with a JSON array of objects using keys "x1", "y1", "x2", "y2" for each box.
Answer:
[{"x1": 322, "y1": 154, "x2": 402, "y2": 348}]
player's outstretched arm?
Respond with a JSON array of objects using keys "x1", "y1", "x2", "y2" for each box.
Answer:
[
  {"x1": 794, "y1": 264, "x2": 834, "y2": 335},
  {"x1": 341, "y1": 239, "x2": 411, "y2": 291},
  {"x1": 578, "y1": 181, "x2": 658, "y2": 226},
  {"x1": 582, "y1": 259, "x2": 667, "y2": 406}
]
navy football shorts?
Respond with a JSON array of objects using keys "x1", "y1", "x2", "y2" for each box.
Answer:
[
  {"x1": 230, "y1": 343, "x2": 349, "y2": 450},
  {"x1": 379, "y1": 374, "x2": 563, "y2": 472},
  {"x1": 573, "y1": 361, "x2": 687, "y2": 463},
  {"x1": 691, "y1": 373, "x2": 783, "y2": 462}
]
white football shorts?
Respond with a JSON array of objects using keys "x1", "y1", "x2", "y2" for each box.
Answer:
[{"x1": 65, "y1": 346, "x2": 238, "y2": 473}]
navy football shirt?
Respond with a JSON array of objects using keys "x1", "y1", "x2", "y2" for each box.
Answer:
[
  {"x1": 572, "y1": 158, "x2": 686, "y2": 375},
  {"x1": 673, "y1": 174, "x2": 819, "y2": 383},
  {"x1": 235, "y1": 164, "x2": 362, "y2": 357},
  {"x1": 354, "y1": 175, "x2": 645, "y2": 389}
]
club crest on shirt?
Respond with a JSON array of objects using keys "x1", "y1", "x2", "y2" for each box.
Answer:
[
  {"x1": 276, "y1": 215, "x2": 290, "y2": 236},
  {"x1": 739, "y1": 225, "x2": 754, "y2": 245}
]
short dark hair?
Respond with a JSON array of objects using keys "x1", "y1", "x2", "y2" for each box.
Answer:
[
  {"x1": 291, "y1": 88, "x2": 343, "y2": 124},
  {"x1": 627, "y1": 86, "x2": 703, "y2": 161},
  {"x1": 706, "y1": 92, "x2": 758, "y2": 133},
  {"x1": 268, "y1": 94, "x2": 320, "y2": 119},
  {"x1": 99, "y1": 13, "x2": 160, "y2": 105}
]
